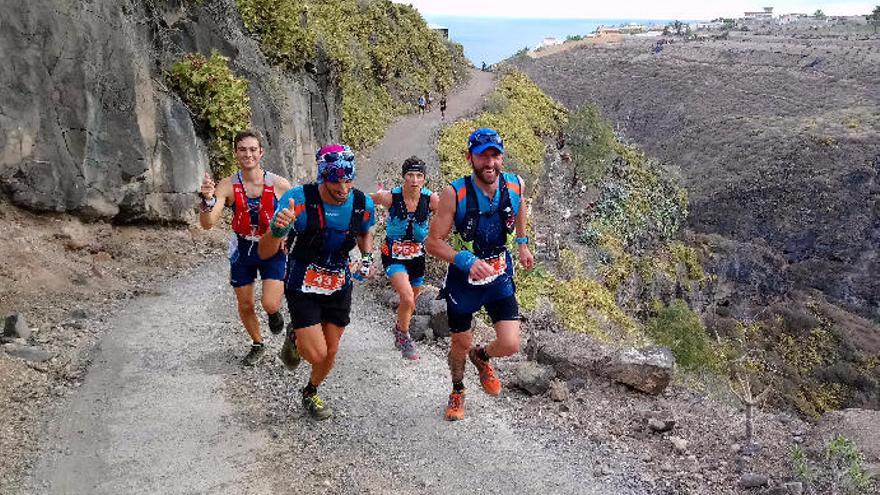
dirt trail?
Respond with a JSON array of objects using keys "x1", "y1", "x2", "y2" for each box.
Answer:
[
  {"x1": 355, "y1": 68, "x2": 495, "y2": 190},
  {"x1": 20, "y1": 68, "x2": 650, "y2": 494}
]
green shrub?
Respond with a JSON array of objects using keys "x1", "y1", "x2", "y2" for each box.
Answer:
[
  {"x1": 567, "y1": 103, "x2": 616, "y2": 185},
  {"x1": 170, "y1": 51, "x2": 251, "y2": 177},
  {"x1": 551, "y1": 277, "x2": 639, "y2": 342},
  {"x1": 646, "y1": 299, "x2": 716, "y2": 371}
]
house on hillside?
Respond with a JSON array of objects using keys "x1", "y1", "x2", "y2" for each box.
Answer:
[
  {"x1": 428, "y1": 23, "x2": 448, "y2": 39},
  {"x1": 534, "y1": 37, "x2": 563, "y2": 50},
  {"x1": 778, "y1": 13, "x2": 807, "y2": 25},
  {"x1": 619, "y1": 23, "x2": 646, "y2": 34},
  {"x1": 595, "y1": 27, "x2": 622, "y2": 35},
  {"x1": 744, "y1": 7, "x2": 774, "y2": 19}
]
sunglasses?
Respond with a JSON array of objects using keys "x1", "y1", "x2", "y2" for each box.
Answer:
[
  {"x1": 318, "y1": 150, "x2": 355, "y2": 163},
  {"x1": 468, "y1": 131, "x2": 503, "y2": 149}
]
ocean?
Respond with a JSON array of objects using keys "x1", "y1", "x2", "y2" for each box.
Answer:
[{"x1": 424, "y1": 16, "x2": 675, "y2": 65}]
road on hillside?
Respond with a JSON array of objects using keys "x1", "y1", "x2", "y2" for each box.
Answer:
[{"x1": 21, "y1": 69, "x2": 652, "y2": 494}]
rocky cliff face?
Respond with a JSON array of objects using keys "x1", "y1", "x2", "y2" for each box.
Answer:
[{"x1": 0, "y1": 0, "x2": 339, "y2": 223}]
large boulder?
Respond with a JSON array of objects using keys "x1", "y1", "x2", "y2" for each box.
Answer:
[
  {"x1": 3, "y1": 314, "x2": 31, "y2": 341},
  {"x1": 0, "y1": 0, "x2": 338, "y2": 223},
  {"x1": 526, "y1": 330, "x2": 675, "y2": 395},
  {"x1": 514, "y1": 361, "x2": 556, "y2": 395},
  {"x1": 601, "y1": 346, "x2": 675, "y2": 395}
]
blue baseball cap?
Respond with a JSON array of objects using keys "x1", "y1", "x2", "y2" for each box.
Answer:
[{"x1": 467, "y1": 128, "x2": 504, "y2": 154}]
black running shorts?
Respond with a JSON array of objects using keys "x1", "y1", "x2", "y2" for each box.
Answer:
[{"x1": 287, "y1": 285, "x2": 353, "y2": 329}]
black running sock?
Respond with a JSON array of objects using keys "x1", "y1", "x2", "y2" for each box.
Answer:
[
  {"x1": 302, "y1": 382, "x2": 318, "y2": 397},
  {"x1": 476, "y1": 347, "x2": 490, "y2": 362},
  {"x1": 452, "y1": 381, "x2": 465, "y2": 392},
  {"x1": 268, "y1": 312, "x2": 282, "y2": 323},
  {"x1": 252, "y1": 341, "x2": 264, "y2": 347}
]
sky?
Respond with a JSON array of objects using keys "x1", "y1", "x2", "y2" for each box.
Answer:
[{"x1": 399, "y1": 1, "x2": 877, "y2": 20}]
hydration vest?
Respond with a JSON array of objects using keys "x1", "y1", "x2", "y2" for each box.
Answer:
[
  {"x1": 231, "y1": 171, "x2": 276, "y2": 240},
  {"x1": 453, "y1": 175, "x2": 517, "y2": 256},
  {"x1": 389, "y1": 188, "x2": 431, "y2": 241},
  {"x1": 289, "y1": 183, "x2": 367, "y2": 264}
]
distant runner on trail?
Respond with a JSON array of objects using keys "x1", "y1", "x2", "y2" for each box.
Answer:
[
  {"x1": 259, "y1": 144, "x2": 376, "y2": 420},
  {"x1": 439, "y1": 95, "x2": 447, "y2": 120},
  {"x1": 198, "y1": 129, "x2": 292, "y2": 366},
  {"x1": 371, "y1": 157, "x2": 439, "y2": 361},
  {"x1": 417, "y1": 94, "x2": 426, "y2": 115},
  {"x1": 426, "y1": 127, "x2": 535, "y2": 421}
]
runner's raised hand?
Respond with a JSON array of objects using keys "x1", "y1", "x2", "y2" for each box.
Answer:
[{"x1": 200, "y1": 172, "x2": 215, "y2": 199}]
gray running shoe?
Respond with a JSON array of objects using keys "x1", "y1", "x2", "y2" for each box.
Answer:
[
  {"x1": 268, "y1": 312, "x2": 284, "y2": 335},
  {"x1": 241, "y1": 343, "x2": 265, "y2": 366},
  {"x1": 302, "y1": 391, "x2": 332, "y2": 420},
  {"x1": 279, "y1": 330, "x2": 301, "y2": 371},
  {"x1": 400, "y1": 333, "x2": 419, "y2": 361}
]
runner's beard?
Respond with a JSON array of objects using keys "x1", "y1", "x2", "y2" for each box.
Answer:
[{"x1": 473, "y1": 164, "x2": 500, "y2": 185}]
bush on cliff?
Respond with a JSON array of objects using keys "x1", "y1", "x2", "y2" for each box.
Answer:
[{"x1": 170, "y1": 51, "x2": 250, "y2": 177}]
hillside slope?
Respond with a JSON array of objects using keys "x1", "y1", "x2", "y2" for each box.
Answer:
[{"x1": 515, "y1": 33, "x2": 880, "y2": 323}]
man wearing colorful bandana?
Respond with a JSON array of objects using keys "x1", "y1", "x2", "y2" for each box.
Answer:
[
  {"x1": 426, "y1": 128, "x2": 535, "y2": 421},
  {"x1": 259, "y1": 144, "x2": 376, "y2": 420}
]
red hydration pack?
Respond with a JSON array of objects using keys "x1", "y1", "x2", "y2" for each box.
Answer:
[{"x1": 231, "y1": 171, "x2": 276, "y2": 239}]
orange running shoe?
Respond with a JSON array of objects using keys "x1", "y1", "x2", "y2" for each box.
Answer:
[
  {"x1": 469, "y1": 348, "x2": 502, "y2": 395},
  {"x1": 445, "y1": 390, "x2": 465, "y2": 421}
]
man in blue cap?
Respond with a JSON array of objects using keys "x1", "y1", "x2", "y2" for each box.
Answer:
[
  {"x1": 426, "y1": 128, "x2": 535, "y2": 421},
  {"x1": 259, "y1": 144, "x2": 376, "y2": 420}
]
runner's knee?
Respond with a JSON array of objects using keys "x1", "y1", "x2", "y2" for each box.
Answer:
[
  {"x1": 261, "y1": 296, "x2": 281, "y2": 315},
  {"x1": 398, "y1": 291, "x2": 415, "y2": 311}
]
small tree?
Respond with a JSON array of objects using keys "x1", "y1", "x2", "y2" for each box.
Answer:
[
  {"x1": 814, "y1": 9, "x2": 826, "y2": 19},
  {"x1": 868, "y1": 6, "x2": 880, "y2": 33},
  {"x1": 673, "y1": 20, "x2": 684, "y2": 35},
  {"x1": 728, "y1": 367, "x2": 772, "y2": 449}
]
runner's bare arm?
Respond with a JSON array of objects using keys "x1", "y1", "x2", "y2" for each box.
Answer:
[
  {"x1": 369, "y1": 189, "x2": 392, "y2": 208},
  {"x1": 258, "y1": 198, "x2": 296, "y2": 260},
  {"x1": 274, "y1": 176, "x2": 294, "y2": 199},
  {"x1": 515, "y1": 176, "x2": 535, "y2": 270},
  {"x1": 429, "y1": 191, "x2": 440, "y2": 212},
  {"x1": 199, "y1": 175, "x2": 231, "y2": 230},
  {"x1": 426, "y1": 186, "x2": 495, "y2": 281},
  {"x1": 425, "y1": 186, "x2": 457, "y2": 264}
]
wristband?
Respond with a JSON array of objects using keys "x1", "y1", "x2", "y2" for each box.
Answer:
[
  {"x1": 515, "y1": 236, "x2": 529, "y2": 245},
  {"x1": 199, "y1": 196, "x2": 217, "y2": 213},
  {"x1": 453, "y1": 250, "x2": 477, "y2": 272},
  {"x1": 269, "y1": 214, "x2": 292, "y2": 238}
]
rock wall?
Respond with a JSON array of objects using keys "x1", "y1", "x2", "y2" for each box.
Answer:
[{"x1": 0, "y1": 0, "x2": 340, "y2": 223}]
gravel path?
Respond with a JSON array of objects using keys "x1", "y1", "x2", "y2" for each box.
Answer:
[{"x1": 23, "y1": 260, "x2": 270, "y2": 494}]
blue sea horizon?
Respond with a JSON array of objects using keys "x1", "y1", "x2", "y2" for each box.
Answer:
[{"x1": 424, "y1": 16, "x2": 686, "y2": 65}]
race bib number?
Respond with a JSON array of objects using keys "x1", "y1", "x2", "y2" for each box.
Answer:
[
  {"x1": 468, "y1": 254, "x2": 507, "y2": 286},
  {"x1": 391, "y1": 240, "x2": 424, "y2": 260},
  {"x1": 302, "y1": 264, "x2": 345, "y2": 295}
]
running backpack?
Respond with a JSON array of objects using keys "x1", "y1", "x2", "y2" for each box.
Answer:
[{"x1": 288, "y1": 183, "x2": 366, "y2": 264}]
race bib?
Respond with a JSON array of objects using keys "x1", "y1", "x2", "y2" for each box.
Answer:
[
  {"x1": 391, "y1": 240, "x2": 424, "y2": 260},
  {"x1": 468, "y1": 254, "x2": 507, "y2": 286},
  {"x1": 302, "y1": 264, "x2": 345, "y2": 295}
]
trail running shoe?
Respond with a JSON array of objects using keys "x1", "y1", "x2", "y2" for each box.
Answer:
[
  {"x1": 400, "y1": 333, "x2": 419, "y2": 361},
  {"x1": 445, "y1": 391, "x2": 465, "y2": 421},
  {"x1": 468, "y1": 347, "x2": 501, "y2": 396},
  {"x1": 301, "y1": 391, "x2": 332, "y2": 420},
  {"x1": 241, "y1": 343, "x2": 266, "y2": 366},
  {"x1": 268, "y1": 312, "x2": 284, "y2": 335},
  {"x1": 279, "y1": 330, "x2": 301, "y2": 371}
]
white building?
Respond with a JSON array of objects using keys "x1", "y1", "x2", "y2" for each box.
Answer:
[
  {"x1": 744, "y1": 6, "x2": 774, "y2": 19},
  {"x1": 534, "y1": 37, "x2": 564, "y2": 50}
]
